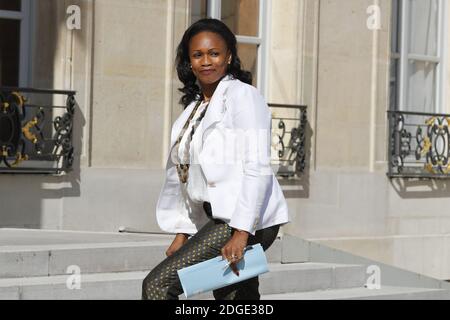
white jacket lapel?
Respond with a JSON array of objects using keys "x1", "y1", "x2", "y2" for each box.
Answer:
[
  {"x1": 168, "y1": 74, "x2": 233, "y2": 165},
  {"x1": 199, "y1": 74, "x2": 233, "y2": 146}
]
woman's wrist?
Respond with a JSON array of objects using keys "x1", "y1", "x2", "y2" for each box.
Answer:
[
  {"x1": 176, "y1": 233, "x2": 190, "y2": 240},
  {"x1": 233, "y1": 228, "x2": 250, "y2": 238}
]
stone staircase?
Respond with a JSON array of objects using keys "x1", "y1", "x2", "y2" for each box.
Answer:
[{"x1": 0, "y1": 228, "x2": 449, "y2": 300}]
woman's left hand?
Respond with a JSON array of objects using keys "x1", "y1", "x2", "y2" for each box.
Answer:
[{"x1": 221, "y1": 229, "x2": 250, "y2": 276}]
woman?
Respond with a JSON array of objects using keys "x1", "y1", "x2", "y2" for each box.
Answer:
[{"x1": 142, "y1": 18, "x2": 289, "y2": 300}]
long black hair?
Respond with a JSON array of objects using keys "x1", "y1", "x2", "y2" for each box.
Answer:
[{"x1": 175, "y1": 18, "x2": 252, "y2": 108}]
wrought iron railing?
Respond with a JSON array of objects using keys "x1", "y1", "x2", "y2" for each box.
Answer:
[
  {"x1": 0, "y1": 87, "x2": 76, "y2": 174},
  {"x1": 388, "y1": 110, "x2": 450, "y2": 178},
  {"x1": 268, "y1": 103, "x2": 307, "y2": 178}
]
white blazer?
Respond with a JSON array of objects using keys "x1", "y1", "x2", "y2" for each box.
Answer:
[{"x1": 156, "y1": 74, "x2": 290, "y2": 235}]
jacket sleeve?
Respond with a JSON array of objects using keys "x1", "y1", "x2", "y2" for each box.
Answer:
[{"x1": 227, "y1": 84, "x2": 273, "y2": 235}]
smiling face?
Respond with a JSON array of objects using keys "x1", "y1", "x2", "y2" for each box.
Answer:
[{"x1": 188, "y1": 31, "x2": 232, "y2": 89}]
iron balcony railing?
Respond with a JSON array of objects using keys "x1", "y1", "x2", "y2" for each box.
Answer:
[
  {"x1": 388, "y1": 110, "x2": 450, "y2": 179},
  {"x1": 0, "y1": 87, "x2": 76, "y2": 174},
  {"x1": 268, "y1": 103, "x2": 307, "y2": 178}
]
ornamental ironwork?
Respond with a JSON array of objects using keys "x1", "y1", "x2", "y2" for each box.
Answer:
[
  {"x1": 0, "y1": 87, "x2": 76, "y2": 174},
  {"x1": 268, "y1": 103, "x2": 307, "y2": 178},
  {"x1": 388, "y1": 110, "x2": 450, "y2": 178}
]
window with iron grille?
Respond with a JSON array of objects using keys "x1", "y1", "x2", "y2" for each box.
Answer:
[{"x1": 388, "y1": 0, "x2": 450, "y2": 178}]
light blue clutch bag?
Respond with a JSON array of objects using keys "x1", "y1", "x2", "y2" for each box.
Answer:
[{"x1": 177, "y1": 243, "x2": 269, "y2": 298}]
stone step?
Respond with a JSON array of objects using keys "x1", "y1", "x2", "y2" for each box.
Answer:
[
  {"x1": 0, "y1": 228, "x2": 174, "y2": 278},
  {"x1": 0, "y1": 262, "x2": 365, "y2": 300},
  {"x1": 0, "y1": 228, "x2": 173, "y2": 246},
  {"x1": 260, "y1": 262, "x2": 366, "y2": 295},
  {"x1": 0, "y1": 235, "x2": 283, "y2": 278},
  {"x1": 261, "y1": 286, "x2": 450, "y2": 300}
]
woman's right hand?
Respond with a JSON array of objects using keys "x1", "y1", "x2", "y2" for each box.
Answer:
[{"x1": 166, "y1": 233, "x2": 189, "y2": 257}]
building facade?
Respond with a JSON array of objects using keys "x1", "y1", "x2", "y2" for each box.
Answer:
[{"x1": 1, "y1": 0, "x2": 450, "y2": 281}]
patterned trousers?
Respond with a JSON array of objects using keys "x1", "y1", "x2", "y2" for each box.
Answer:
[{"x1": 142, "y1": 202, "x2": 280, "y2": 300}]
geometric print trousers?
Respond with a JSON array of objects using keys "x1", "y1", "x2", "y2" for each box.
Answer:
[{"x1": 141, "y1": 202, "x2": 280, "y2": 300}]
